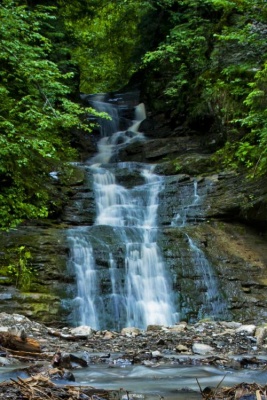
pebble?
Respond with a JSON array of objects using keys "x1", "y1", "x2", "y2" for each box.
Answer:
[{"x1": 0, "y1": 312, "x2": 267, "y2": 371}]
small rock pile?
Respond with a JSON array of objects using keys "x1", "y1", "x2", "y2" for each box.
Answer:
[{"x1": 1, "y1": 313, "x2": 267, "y2": 370}]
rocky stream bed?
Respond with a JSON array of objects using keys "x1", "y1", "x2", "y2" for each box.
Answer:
[{"x1": 1, "y1": 313, "x2": 267, "y2": 399}]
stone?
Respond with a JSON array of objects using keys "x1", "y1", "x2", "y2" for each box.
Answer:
[
  {"x1": 146, "y1": 325, "x2": 163, "y2": 332},
  {"x1": 121, "y1": 327, "x2": 141, "y2": 337},
  {"x1": 219, "y1": 321, "x2": 242, "y2": 329},
  {"x1": 0, "y1": 107, "x2": 267, "y2": 327},
  {"x1": 103, "y1": 331, "x2": 114, "y2": 340},
  {"x1": 151, "y1": 350, "x2": 162, "y2": 358},
  {"x1": 255, "y1": 326, "x2": 267, "y2": 345},
  {"x1": 70, "y1": 326, "x2": 94, "y2": 338},
  {"x1": 176, "y1": 344, "x2": 189, "y2": 353},
  {"x1": 235, "y1": 325, "x2": 256, "y2": 335},
  {"x1": 192, "y1": 343, "x2": 215, "y2": 355},
  {"x1": 0, "y1": 356, "x2": 19, "y2": 366},
  {"x1": 169, "y1": 323, "x2": 187, "y2": 332}
]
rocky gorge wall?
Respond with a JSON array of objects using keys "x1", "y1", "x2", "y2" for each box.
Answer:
[{"x1": 0, "y1": 105, "x2": 266, "y2": 327}]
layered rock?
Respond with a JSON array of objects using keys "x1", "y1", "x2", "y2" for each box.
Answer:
[{"x1": 0, "y1": 105, "x2": 266, "y2": 326}]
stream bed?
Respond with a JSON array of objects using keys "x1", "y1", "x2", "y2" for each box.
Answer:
[
  {"x1": 1, "y1": 354, "x2": 267, "y2": 400},
  {"x1": 73, "y1": 360, "x2": 267, "y2": 399}
]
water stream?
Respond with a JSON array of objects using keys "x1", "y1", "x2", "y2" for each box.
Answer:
[
  {"x1": 67, "y1": 98, "x2": 178, "y2": 330},
  {"x1": 2, "y1": 358, "x2": 267, "y2": 400},
  {"x1": 187, "y1": 235, "x2": 227, "y2": 320},
  {"x1": 0, "y1": 95, "x2": 259, "y2": 398},
  {"x1": 67, "y1": 94, "x2": 227, "y2": 330}
]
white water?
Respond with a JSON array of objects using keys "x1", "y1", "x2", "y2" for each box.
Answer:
[
  {"x1": 67, "y1": 99, "x2": 178, "y2": 329},
  {"x1": 67, "y1": 231, "x2": 100, "y2": 328},
  {"x1": 186, "y1": 235, "x2": 227, "y2": 319},
  {"x1": 3, "y1": 359, "x2": 267, "y2": 400},
  {"x1": 92, "y1": 163, "x2": 178, "y2": 327},
  {"x1": 170, "y1": 179, "x2": 228, "y2": 320},
  {"x1": 171, "y1": 180, "x2": 201, "y2": 227}
]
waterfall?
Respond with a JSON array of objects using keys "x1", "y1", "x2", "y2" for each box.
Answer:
[
  {"x1": 67, "y1": 230, "x2": 100, "y2": 328},
  {"x1": 186, "y1": 235, "x2": 227, "y2": 320},
  {"x1": 67, "y1": 96, "x2": 178, "y2": 330},
  {"x1": 171, "y1": 179, "x2": 202, "y2": 227},
  {"x1": 171, "y1": 179, "x2": 228, "y2": 321}
]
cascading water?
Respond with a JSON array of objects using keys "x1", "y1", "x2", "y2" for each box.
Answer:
[
  {"x1": 67, "y1": 96, "x2": 178, "y2": 330},
  {"x1": 186, "y1": 235, "x2": 227, "y2": 320},
  {"x1": 171, "y1": 179, "x2": 228, "y2": 320},
  {"x1": 67, "y1": 232, "x2": 100, "y2": 328},
  {"x1": 171, "y1": 180, "x2": 201, "y2": 227}
]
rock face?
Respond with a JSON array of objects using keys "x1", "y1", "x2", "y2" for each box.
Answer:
[{"x1": 0, "y1": 104, "x2": 266, "y2": 327}]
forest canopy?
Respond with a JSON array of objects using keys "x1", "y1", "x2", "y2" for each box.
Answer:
[
  {"x1": 141, "y1": 0, "x2": 267, "y2": 177},
  {"x1": 0, "y1": 0, "x2": 267, "y2": 229}
]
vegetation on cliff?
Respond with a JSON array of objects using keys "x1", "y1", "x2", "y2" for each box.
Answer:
[
  {"x1": 140, "y1": 0, "x2": 267, "y2": 177},
  {"x1": 0, "y1": 0, "x2": 266, "y2": 229},
  {"x1": 0, "y1": 1, "x2": 103, "y2": 229}
]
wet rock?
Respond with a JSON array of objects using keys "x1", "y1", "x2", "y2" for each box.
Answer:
[
  {"x1": 236, "y1": 325, "x2": 256, "y2": 335},
  {"x1": 151, "y1": 350, "x2": 162, "y2": 358},
  {"x1": 146, "y1": 325, "x2": 163, "y2": 332},
  {"x1": 70, "y1": 326, "x2": 94, "y2": 338},
  {"x1": 219, "y1": 321, "x2": 242, "y2": 329},
  {"x1": 0, "y1": 313, "x2": 48, "y2": 337},
  {"x1": 168, "y1": 323, "x2": 187, "y2": 332},
  {"x1": 121, "y1": 327, "x2": 141, "y2": 337},
  {"x1": 102, "y1": 331, "x2": 114, "y2": 340},
  {"x1": 175, "y1": 344, "x2": 189, "y2": 353},
  {"x1": 255, "y1": 326, "x2": 267, "y2": 345},
  {"x1": 0, "y1": 356, "x2": 21, "y2": 366},
  {"x1": 49, "y1": 368, "x2": 75, "y2": 382},
  {"x1": 192, "y1": 343, "x2": 215, "y2": 355}
]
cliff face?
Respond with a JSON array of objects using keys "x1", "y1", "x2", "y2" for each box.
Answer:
[{"x1": 0, "y1": 101, "x2": 266, "y2": 327}]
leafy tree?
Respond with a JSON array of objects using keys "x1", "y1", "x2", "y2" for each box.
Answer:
[
  {"x1": 140, "y1": 0, "x2": 267, "y2": 176},
  {"x1": 0, "y1": 0, "x2": 101, "y2": 229},
  {"x1": 57, "y1": 0, "x2": 150, "y2": 93},
  {"x1": 208, "y1": 0, "x2": 267, "y2": 174}
]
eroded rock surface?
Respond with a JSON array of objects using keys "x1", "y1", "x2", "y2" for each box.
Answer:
[{"x1": 0, "y1": 114, "x2": 266, "y2": 325}]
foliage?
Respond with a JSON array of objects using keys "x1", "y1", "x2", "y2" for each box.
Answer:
[
  {"x1": 140, "y1": 0, "x2": 267, "y2": 176},
  {"x1": 0, "y1": 0, "x2": 103, "y2": 230},
  {"x1": 7, "y1": 246, "x2": 33, "y2": 290},
  {"x1": 57, "y1": 0, "x2": 150, "y2": 93},
  {"x1": 1, "y1": 0, "x2": 267, "y2": 232}
]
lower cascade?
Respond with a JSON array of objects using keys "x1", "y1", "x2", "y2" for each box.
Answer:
[{"x1": 67, "y1": 94, "x2": 227, "y2": 330}]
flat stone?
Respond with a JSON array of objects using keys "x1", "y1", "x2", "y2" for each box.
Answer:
[
  {"x1": 70, "y1": 326, "x2": 94, "y2": 338},
  {"x1": 235, "y1": 325, "x2": 256, "y2": 335},
  {"x1": 192, "y1": 343, "x2": 215, "y2": 355},
  {"x1": 169, "y1": 323, "x2": 187, "y2": 332},
  {"x1": 121, "y1": 327, "x2": 141, "y2": 337},
  {"x1": 219, "y1": 321, "x2": 242, "y2": 329},
  {"x1": 146, "y1": 325, "x2": 163, "y2": 332},
  {"x1": 151, "y1": 350, "x2": 162, "y2": 358}
]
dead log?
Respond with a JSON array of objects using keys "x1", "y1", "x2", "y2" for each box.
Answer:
[{"x1": 0, "y1": 332, "x2": 41, "y2": 353}]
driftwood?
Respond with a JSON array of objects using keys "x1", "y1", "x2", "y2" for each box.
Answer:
[
  {"x1": 48, "y1": 329, "x2": 88, "y2": 341},
  {"x1": 0, "y1": 332, "x2": 41, "y2": 353},
  {"x1": 199, "y1": 382, "x2": 267, "y2": 399},
  {"x1": 0, "y1": 372, "x2": 121, "y2": 400}
]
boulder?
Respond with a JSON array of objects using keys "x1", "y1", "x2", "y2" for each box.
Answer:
[{"x1": 70, "y1": 326, "x2": 94, "y2": 338}]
